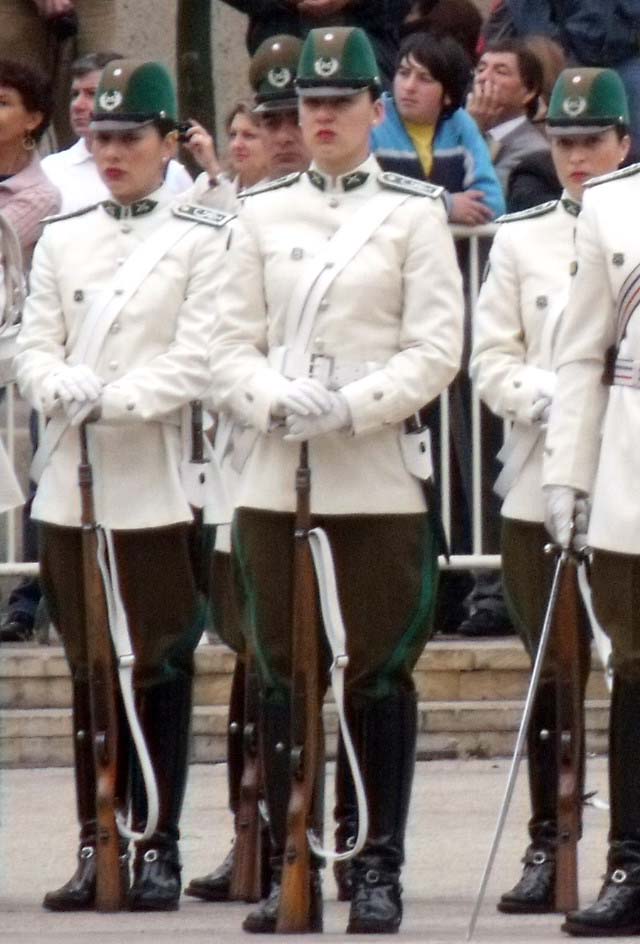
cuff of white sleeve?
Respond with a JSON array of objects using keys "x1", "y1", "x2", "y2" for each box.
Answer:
[
  {"x1": 100, "y1": 384, "x2": 137, "y2": 423},
  {"x1": 503, "y1": 366, "x2": 556, "y2": 423},
  {"x1": 230, "y1": 368, "x2": 292, "y2": 434},
  {"x1": 340, "y1": 374, "x2": 400, "y2": 435}
]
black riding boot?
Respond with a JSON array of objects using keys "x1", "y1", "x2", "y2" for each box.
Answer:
[
  {"x1": 242, "y1": 694, "x2": 323, "y2": 934},
  {"x1": 499, "y1": 680, "x2": 561, "y2": 914},
  {"x1": 563, "y1": 675, "x2": 640, "y2": 936},
  {"x1": 334, "y1": 728, "x2": 358, "y2": 902},
  {"x1": 129, "y1": 673, "x2": 193, "y2": 912},
  {"x1": 43, "y1": 680, "x2": 130, "y2": 911},
  {"x1": 347, "y1": 690, "x2": 416, "y2": 935},
  {"x1": 186, "y1": 657, "x2": 242, "y2": 902}
]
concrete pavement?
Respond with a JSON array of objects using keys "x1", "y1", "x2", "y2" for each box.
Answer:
[{"x1": 0, "y1": 758, "x2": 614, "y2": 942}]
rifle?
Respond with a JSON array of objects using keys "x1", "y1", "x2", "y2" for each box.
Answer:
[
  {"x1": 277, "y1": 442, "x2": 321, "y2": 933},
  {"x1": 78, "y1": 422, "x2": 125, "y2": 912},
  {"x1": 229, "y1": 653, "x2": 264, "y2": 902},
  {"x1": 554, "y1": 552, "x2": 582, "y2": 913}
]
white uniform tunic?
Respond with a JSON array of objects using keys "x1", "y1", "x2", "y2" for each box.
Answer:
[
  {"x1": 15, "y1": 185, "x2": 227, "y2": 529},
  {"x1": 210, "y1": 155, "x2": 464, "y2": 515},
  {"x1": 471, "y1": 197, "x2": 579, "y2": 523},
  {"x1": 544, "y1": 165, "x2": 640, "y2": 554}
]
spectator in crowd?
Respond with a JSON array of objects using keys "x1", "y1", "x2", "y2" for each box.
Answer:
[
  {"x1": 216, "y1": 0, "x2": 412, "y2": 86},
  {"x1": 223, "y1": 101, "x2": 268, "y2": 188},
  {"x1": 0, "y1": 60, "x2": 59, "y2": 267},
  {"x1": 505, "y1": 36, "x2": 566, "y2": 211},
  {"x1": 467, "y1": 38, "x2": 549, "y2": 194},
  {"x1": 0, "y1": 1, "x2": 117, "y2": 147},
  {"x1": 481, "y1": 0, "x2": 640, "y2": 160},
  {"x1": 180, "y1": 100, "x2": 268, "y2": 206},
  {"x1": 401, "y1": 0, "x2": 483, "y2": 64},
  {"x1": 372, "y1": 32, "x2": 504, "y2": 224},
  {"x1": 42, "y1": 52, "x2": 193, "y2": 213},
  {"x1": 0, "y1": 59, "x2": 59, "y2": 645}
]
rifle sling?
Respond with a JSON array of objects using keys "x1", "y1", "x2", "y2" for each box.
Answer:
[
  {"x1": 307, "y1": 526, "x2": 369, "y2": 862},
  {"x1": 96, "y1": 524, "x2": 160, "y2": 843}
]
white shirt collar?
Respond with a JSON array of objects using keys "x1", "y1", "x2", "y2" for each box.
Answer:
[{"x1": 488, "y1": 114, "x2": 528, "y2": 141}]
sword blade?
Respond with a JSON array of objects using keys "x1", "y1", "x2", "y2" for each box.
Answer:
[{"x1": 467, "y1": 547, "x2": 568, "y2": 940}]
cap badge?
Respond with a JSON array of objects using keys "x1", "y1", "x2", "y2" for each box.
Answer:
[
  {"x1": 268, "y1": 67, "x2": 291, "y2": 89},
  {"x1": 562, "y1": 95, "x2": 587, "y2": 118},
  {"x1": 315, "y1": 56, "x2": 339, "y2": 78},
  {"x1": 99, "y1": 89, "x2": 123, "y2": 112}
]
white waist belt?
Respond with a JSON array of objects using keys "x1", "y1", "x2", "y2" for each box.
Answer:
[
  {"x1": 612, "y1": 357, "x2": 640, "y2": 388},
  {"x1": 269, "y1": 346, "x2": 380, "y2": 390}
]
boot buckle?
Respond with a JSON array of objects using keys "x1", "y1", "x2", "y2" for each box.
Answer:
[
  {"x1": 143, "y1": 849, "x2": 159, "y2": 864},
  {"x1": 611, "y1": 869, "x2": 628, "y2": 884},
  {"x1": 79, "y1": 846, "x2": 95, "y2": 860}
]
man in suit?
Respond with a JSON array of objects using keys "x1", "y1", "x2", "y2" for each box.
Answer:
[{"x1": 467, "y1": 38, "x2": 549, "y2": 193}]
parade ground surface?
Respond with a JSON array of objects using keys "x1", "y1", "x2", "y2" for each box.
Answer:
[{"x1": 0, "y1": 758, "x2": 616, "y2": 943}]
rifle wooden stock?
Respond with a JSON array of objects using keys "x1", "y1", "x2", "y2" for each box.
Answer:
[
  {"x1": 277, "y1": 442, "x2": 321, "y2": 933},
  {"x1": 78, "y1": 424, "x2": 124, "y2": 912},
  {"x1": 229, "y1": 654, "x2": 263, "y2": 902},
  {"x1": 554, "y1": 555, "x2": 582, "y2": 914}
]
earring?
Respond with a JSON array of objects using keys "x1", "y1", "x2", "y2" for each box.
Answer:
[{"x1": 22, "y1": 133, "x2": 35, "y2": 151}]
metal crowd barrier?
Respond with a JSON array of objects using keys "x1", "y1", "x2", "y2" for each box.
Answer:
[{"x1": 0, "y1": 225, "x2": 501, "y2": 579}]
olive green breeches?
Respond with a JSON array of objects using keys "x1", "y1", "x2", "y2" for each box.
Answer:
[
  {"x1": 501, "y1": 517, "x2": 591, "y2": 687},
  {"x1": 231, "y1": 508, "x2": 439, "y2": 702},
  {"x1": 39, "y1": 522, "x2": 202, "y2": 687}
]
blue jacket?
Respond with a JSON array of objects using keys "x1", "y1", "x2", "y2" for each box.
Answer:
[
  {"x1": 370, "y1": 93, "x2": 505, "y2": 218},
  {"x1": 507, "y1": 0, "x2": 640, "y2": 67}
]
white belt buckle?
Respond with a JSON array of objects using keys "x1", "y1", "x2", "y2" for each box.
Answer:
[{"x1": 310, "y1": 352, "x2": 334, "y2": 387}]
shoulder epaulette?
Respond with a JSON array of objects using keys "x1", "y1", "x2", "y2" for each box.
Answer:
[
  {"x1": 238, "y1": 172, "x2": 302, "y2": 199},
  {"x1": 42, "y1": 203, "x2": 99, "y2": 226},
  {"x1": 495, "y1": 200, "x2": 558, "y2": 224},
  {"x1": 378, "y1": 171, "x2": 444, "y2": 199},
  {"x1": 172, "y1": 203, "x2": 235, "y2": 227},
  {"x1": 584, "y1": 162, "x2": 640, "y2": 189}
]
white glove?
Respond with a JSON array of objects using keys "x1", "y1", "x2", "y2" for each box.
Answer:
[
  {"x1": 284, "y1": 392, "x2": 351, "y2": 441},
  {"x1": 544, "y1": 484, "x2": 588, "y2": 549},
  {"x1": 272, "y1": 377, "x2": 334, "y2": 419},
  {"x1": 573, "y1": 495, "x2": 591, "y2": 551},
  {"x1": 51, "y1": 364, "x2": 103, "y2": 404},
  {"x1": 527, "y1": 393, "x2": 552, "y2": 425}
]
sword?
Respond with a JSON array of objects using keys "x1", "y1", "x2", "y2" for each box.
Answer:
[{"x1": 467, "y1": 541, "x2": 573, "y2": 941}]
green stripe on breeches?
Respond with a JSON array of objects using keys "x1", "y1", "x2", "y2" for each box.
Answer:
[{"x1": 232, "y1": 509, "x2": 438, "y2": 701}]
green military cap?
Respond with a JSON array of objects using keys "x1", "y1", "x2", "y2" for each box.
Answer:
[
  {"x1": 249, "y1": 35, "x2": 303, "y2": 114},
  {"x1": 546, "y1": 67, "x2": 629, "y2": 135},
  {"x1": 90, "y1": 59, "x2": 177, "y2": 131},
  {"x1": 296, "y1": 26, "x2": 381, "y2": 98}
]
